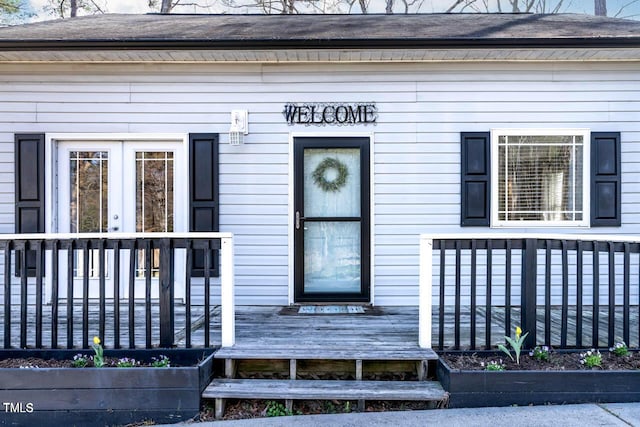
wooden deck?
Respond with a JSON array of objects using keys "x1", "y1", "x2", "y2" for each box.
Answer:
[
  {"x1": 0, "y1": 303, "x2": 212, "y2": 349},
  {"x1": 0, "y1": 304, "x2": 432, "y2": 352},
  {"x1": 1, "y1": 303, "x2": 637, "y2": 350},
  {"x1": 218, "y1": 306, "x2": 436, "y2": 359},
  {"x1": 213, "y1": 305, "x2": 640, "y2": 355}
]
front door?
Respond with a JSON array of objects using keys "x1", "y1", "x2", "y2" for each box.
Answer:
[
  {"x1": 294, "y1": 137, "x2": 370, "y2": 302},
  {"x1": 56, "y1": 139, "x2": 184, "y2": 299}
]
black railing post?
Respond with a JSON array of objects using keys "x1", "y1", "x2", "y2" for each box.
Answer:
[
  {"x1": 81, "y1": 240, "x2": 90, "y2": 349},
  {"x1": 185, "y1": 239, "x2": 193, "y2": 348},
  {"x1": 204, "y1": 240, "x2": 211, "y2": 348},
  {"x1": 66, "y1": 240, "x2": 75, "y2": 350},
  {"x1": 521, "y1": 238, "x2": 537, "y2": 349},
  {"x1": 4, "y1": 241, "x2": 12, "y2": 349},
  {"x1": 19, "y1": 241, "x2": 27, "y2": 348},
  {"x1": 35, "y1": 240, "x2": 43, "y2": 349},
  {"x1": 159, "y1": 239, "x2": 174, "y2": 348},
  {"x1": 51, "y1": 240, "x2": 59, "y2": 349},
  {"x1": 98, "y1": 238, "x2": 106, "y2": 346},
  {"x1": 144, "y1": 240, "x2": 152, "y2": 348}
]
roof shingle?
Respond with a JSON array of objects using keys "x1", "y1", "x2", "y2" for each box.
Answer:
[{"x1": 0, "y1": 13, "x2": 639, "y2": 50}]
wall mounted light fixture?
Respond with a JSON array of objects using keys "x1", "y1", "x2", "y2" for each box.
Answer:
[{"x1": 229, "y1": 110, "x2": 248, "y2": 145}]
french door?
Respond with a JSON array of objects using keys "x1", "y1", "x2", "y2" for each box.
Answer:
[
  {"x1": 56, "y1": 140, "x2": 185, "y2": 299},
  {"x1": 294, "y1": 137, "x2": 370, "y2": 302}
]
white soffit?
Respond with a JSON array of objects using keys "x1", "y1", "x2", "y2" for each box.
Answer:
[{"x1": 0, "y1": 48, "x2": 639, "y2": 63}]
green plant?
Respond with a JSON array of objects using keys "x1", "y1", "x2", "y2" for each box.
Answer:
[
  {"x1": 580, "y1": 349, "x2": 602, "y2": 368},
  {"x1": 610, "y1": 341, "x2": 629, "y2": 357},
  {"x1": 115, "y1": 357, "x2": 138, "y2": 368},
  {"x1": 529, "y1": 345, "x2": 551, "y2": 362},
  {"x1": 265, "y1": 401, "x2": 296, "y2": 417},
  {"x1": 484, "y1": 360, "x2": 505, "y2": 371},
  {"x1": 498, "y1": 326, "x2": 529, "y2": 364},
  {"x1": 151, "y1": 355, "x2": 171, "y2": 367},
  {"x1": 72, "y1": 353, "x2": 89, "y2": 368},
  {"x1": 91, "y1": 336, "x2": 104, "y2": 368},
  {"x1": 324, "y1": 401, "x2": 336, "y2": 414}
]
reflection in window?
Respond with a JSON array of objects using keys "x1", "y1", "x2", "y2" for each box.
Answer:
[
  {"x1": 70, "y1": 151, "x2": 108, "y2": 278},
  {"x1": 70, "y1": 151, "x2": 108, "y2": 233},
  {"x1": 497, "y1": 134, "x2": 584, "y2": 224},
  {"x1": 136, "y1": 152, "x2": 174, "y2": 233},
  {"x1": 136, "y1": 151, "x2": 174, "y2": 278}
]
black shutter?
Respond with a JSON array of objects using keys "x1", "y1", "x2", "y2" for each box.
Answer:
[
  {"x1": 461, "y1": 132, "x2": 491, "y2": 226},
  {"x1": 15, "y1": 133, "x2": 45, "y2": 276},
  {"x1": 591, "y1": 132, "x2": 621, "y2": 227},
  {"x1": 189, "y1": 133, "x2": 219, "y2": 277}
]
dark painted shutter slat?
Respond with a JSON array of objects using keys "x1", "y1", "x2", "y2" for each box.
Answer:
[
  {"x1": 15, "y1": 133, "x2": 45, "y2": 276},
  {"x1": 461, "y1": 132, "x2": 491, "y2": 226},
  {"x1": 189, "y1": 133, "x2": 219, "y2": 277},
  {"x1": 591, "y1": 132, "x2": 621, "y2": 227}
]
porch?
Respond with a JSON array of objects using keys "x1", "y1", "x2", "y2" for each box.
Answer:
[
  {"x1": 0, "y1": 303, "x2": 431, "y2": 352},
  {"x1": 2, "y1": 302, "x2": 635, "y2": 354},
  {"x1": 1, "y1": 232, "x2": 639, "y2": 351},
  {"x1": 1, "y1": 232, "x2": 640, "y2": 421}
]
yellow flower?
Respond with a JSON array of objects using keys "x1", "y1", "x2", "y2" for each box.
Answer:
[
  {"x1": 93, "y1": 336, "x2": 101, "y2": 345},
  {"x1": 516, "y1": 326, "x2": 522, "y2": 339}
]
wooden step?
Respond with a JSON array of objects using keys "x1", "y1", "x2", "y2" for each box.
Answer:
[
  {"x1": 203, "y1": 379, "x2": 448, "y2": 401},
  {"x1": 214, "y1": 346, "x2": 438, "y2": 361}
]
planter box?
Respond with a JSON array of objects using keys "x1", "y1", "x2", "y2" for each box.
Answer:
[
  {"x1": 437, "y1": 353, "x2": 640, "y2": 408},
  {"x1": 0, "y1": 348, "x2": 215, "y2": 427}
]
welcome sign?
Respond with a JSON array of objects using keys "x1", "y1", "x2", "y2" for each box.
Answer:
[{"x1": 283, "y1": 103, "x2": 377, "y2": 126}]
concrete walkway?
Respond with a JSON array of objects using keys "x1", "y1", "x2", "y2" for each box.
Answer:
[{"x1": 160, "y1": 403, "x2": 640, "y2": 427}]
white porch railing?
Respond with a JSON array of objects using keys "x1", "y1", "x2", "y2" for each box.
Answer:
[
  {"x1": 219, "y1": 234, "x2": 235, "y2": 347},
  {"x1": 418, "y1": 236, "x2": 434, "y2": 349}
]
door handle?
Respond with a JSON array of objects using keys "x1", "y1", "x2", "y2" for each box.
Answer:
[{"x1": 295, "y1": 211, "x2": 301, "y2": 230}]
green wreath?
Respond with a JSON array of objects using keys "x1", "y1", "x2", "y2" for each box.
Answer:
[{"x1": 312, "y1": 157, "x2": 349, "y2": 192}]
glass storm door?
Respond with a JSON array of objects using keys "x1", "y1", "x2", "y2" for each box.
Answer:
[
  {"x1": 57, "y1": 140, "x2": 183, "y2": 299},
  {"x1": 294, "y1": 137, "x2": 370, "y2": 302}
]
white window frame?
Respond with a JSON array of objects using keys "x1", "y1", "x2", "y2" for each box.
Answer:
[{"x1": 490, "y1": 128, "x2": 591, "y2": 228}]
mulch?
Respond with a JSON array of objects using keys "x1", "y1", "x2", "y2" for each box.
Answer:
[
  {"x1": 0, "y1": 356, "x2": 161, "y2": 368},
  {"x1": 440, "y1": 349, "x2": 640, "y2": 371}
]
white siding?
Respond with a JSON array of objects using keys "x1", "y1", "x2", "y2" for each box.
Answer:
[{"x1": 0, "y1": 62, "x2": 639, "y2": 306}]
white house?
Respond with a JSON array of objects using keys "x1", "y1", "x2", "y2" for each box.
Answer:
[{"x1": 0, "y1": 13, "x2": 638, "y2": 311}]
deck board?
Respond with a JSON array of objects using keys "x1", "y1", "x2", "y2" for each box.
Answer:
[
  {"x1": 214, "y1": 347, "x2": 438, "y2": 360},
  {"x1": 203, "y1": 379, "x2": 447, "y2": 401},
  {"x1": 1, "y1": 304, "x2": 637, "y2": 351}
]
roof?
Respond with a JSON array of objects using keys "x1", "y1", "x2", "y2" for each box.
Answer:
[
  {"x1": 2, "y1": 13, "x2": 640, "y2": 48},
  {"x1": 0, "y1": 13, "x2": 639, "y2": 63}
]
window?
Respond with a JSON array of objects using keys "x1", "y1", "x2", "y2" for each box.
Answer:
[
  {"x1": 492, "y1": 130, "x2": 589, "y2": 227},
  {"x1": 461, "y1": 130, "x2": 620, "y2": 228}
]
